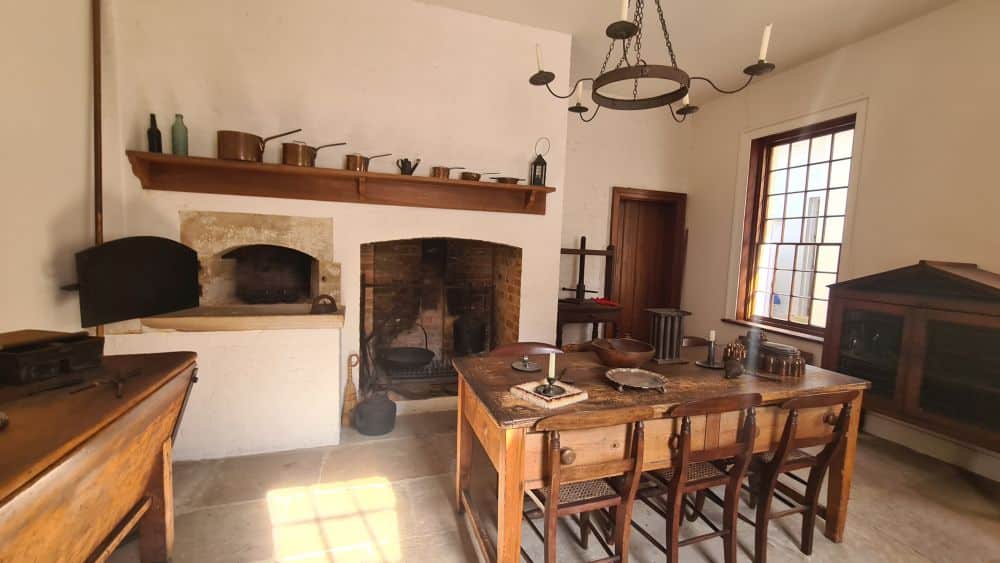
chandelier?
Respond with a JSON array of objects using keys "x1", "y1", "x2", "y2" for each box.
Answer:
[{"x1": 530, "y1": 0, "x2": 776, "y2": 123}]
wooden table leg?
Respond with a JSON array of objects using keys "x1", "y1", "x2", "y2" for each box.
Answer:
[
  {"x1": 139, "y1": 439, "x2": 174, "y2": 563},
  {"x1": 496, "y1": 427, "x2": 525, "y2": 563},
  {"x1": 455, "y1": 378, "x2": 472, "y2": 514},
  {"x1": 824, "y1": 394, "x2": 862, "y2": 541}
]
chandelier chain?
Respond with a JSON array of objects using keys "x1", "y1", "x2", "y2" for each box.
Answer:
[{"x1": 654, "y1": 0, "x2": 678, "y2": 67}]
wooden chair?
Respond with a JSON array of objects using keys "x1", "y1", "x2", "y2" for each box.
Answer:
[
  {"x1": 746, "y1": 390, "x2": 860, "y2": 563},
  {"x1": 631, "y1": 393, "x2": 762, "y2": 563},
  {"x1": 524, "y1": 407, "x2": 653, "y2": 563},
  {"x1": 488, "y1": 341, "x2": 563, "y2": 357}
]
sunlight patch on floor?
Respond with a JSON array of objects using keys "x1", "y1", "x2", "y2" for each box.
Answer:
[{"x1": 267, "y1": 476, "x2": 401, "y2": 562}]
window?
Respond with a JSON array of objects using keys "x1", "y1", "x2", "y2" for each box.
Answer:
[{"x1": 737, "y1": 115, "x2": 856, "y2": 336}]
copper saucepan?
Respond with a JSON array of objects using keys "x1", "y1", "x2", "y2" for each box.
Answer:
[
  {"x1": 217, "y1": 128, "x2": 302, "y2": 162},
  {"x1": 430, "y1": 166, "x2": 464, "y2": 179},
  {"x1": 491, "y1": 176, "x2": 525, "y2": 184},
  {"x1": 345, "y1": 153, "x2": 392, "y2": 172},
  {"x1": 282, "y1": 141, "x2": 348, "y2": 167},
  {"x1": 460, "y1": 171, "x2": 499, "y2": 182}
]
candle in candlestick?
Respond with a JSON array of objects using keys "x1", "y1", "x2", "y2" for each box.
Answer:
[
  {"x1": 536, "y1": 44, "x2": 542, "y2": 71},
  {"x1": 682, "y1": 94, "x2": 690, "y2": 107},
  {"x1": 709, "y1": 330, "x2": 716, "y2": 342},
  {"x1": 548, "y1": 353, "x2": 557, "y2": 383},
  {"x1": 620, "y1": 0, "x2": 629, "y2": 21},
  {"x1": 758, "y1": 23, "x2": 773, "y2": 61},
  {"x1": 575, "y1": 82, "x2": 583, "y2": 104}
]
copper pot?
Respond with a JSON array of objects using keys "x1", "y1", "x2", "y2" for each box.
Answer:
[
  {"x1": 281, "y1": 141, "x2": 347, "y2": 167},
  {"x1": 492, "y1": 176, "x2": 525, "y2": 185},
  {"x1": 217, "y1": 128, "x2": 302, "y2": 162},
  {"x1": 345, "y1": 153, "x2": 391, "y2": 172},
  {"x1": 430, "y1": 166, "x2": 464, "y2": 179},
  {"x1": 460, "y1": 171, "x2": 498, "y2": 182}
]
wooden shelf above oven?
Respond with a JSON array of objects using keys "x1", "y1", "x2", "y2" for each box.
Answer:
[{"x1": 126, "y1": 151, "x2": 556, "y2": 215}]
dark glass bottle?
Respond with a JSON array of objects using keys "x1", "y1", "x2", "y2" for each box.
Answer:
[{"x1": 147, "y1": 114, "x2": 163, "y2": 153}]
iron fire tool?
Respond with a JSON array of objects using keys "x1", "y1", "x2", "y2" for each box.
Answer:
[{"x1": 534, "y1": 360, "x2": 567, "y2": 398}]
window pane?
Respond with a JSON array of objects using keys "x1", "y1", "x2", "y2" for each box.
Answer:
[
  {"x1": 758, "y1": 244, "x2": 777, "y2": 268},
  {"x1": 792, "y1": 271, "x2": 815, "y2": 298},
  {"x1": 790, "y1": 297, "x2": 811, "y2": 324},
  {"x1": 804, "y1": 191, "x2": 826, "y2": 217},
  {"x1": 810, "y1": 135, "x2": 832, "y2": 163},
  {"x1": 768, "y1": 169, "x2": 787, "y2": 194},
  {"x1": 785, "y1": 192, "x2": 805, "y2": 217},
  {"x1": 782, "y1": 219, "x2": 802, "y2": 243},
  {"x1": 787, "y1": 166, "x2": 807, "y2": 192},
  {"x1": 827, "y1": 188, "x2": 848, "y2": 216},
  {"x1": 810, "y1": 299, "x2": 828, "y2": 327},
  {"x1": 774, "y1": 270, "x2": 793, "y2": 294},
  {"x1": 832, "y1": 130, "x2": 854, "y2": 160},
  {"x1": 752, "y1": 292, "x2": 770, "y2": 316},
  {"x1": 766, "y1": 195, "x2": 785, "y2": 218},
  {"x1": 824, "y1": 216, "x2": 845, "y2": 243},
  {"x1": 771, "y1": 294, "x2": 790, "y2": 320},
  {"x1": 770, "y1": 144, "x2": 789, "y2": 170},
  {"x1": 807, "y1": 162, "x2": 829, "y2": 190},
  {"x1": 789, "y1": 140, "x2": 809, "y2": 166},
  {"x1": 796, "y1": 244, "x2": 817, "y2": 270},
  {"x1": 776, "y1": 244, "x2": 796, "y2": 269},
  {"x1": 813, "y1": 272, "x2": 837, "y2": 300},
  {"x1": 755, "y1": 268, "x2": 774, "y2": 292},
  {"x1": 829, "y1": 159, "x2": 851, "y2": 187},
  {"x1": 802, "y1": 218, "x2": 823, "y2": 243},
  {"x1": 764, "y1": 220, "x2": 782, "y2": 242},
  {"x1": 817, "y1": 245, "x2": 840, "y2": 272}
]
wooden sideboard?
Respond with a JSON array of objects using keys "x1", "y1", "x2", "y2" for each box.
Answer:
[
  {"x1": 822, "y1": 260, "x2": 1000, "y2": 451},
  {"x1": 0, "y1": 352, "x2": 197, "y2": 562}
]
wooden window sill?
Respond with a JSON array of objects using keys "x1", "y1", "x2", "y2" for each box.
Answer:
[{"x1": 721, "y1": 318, "x2": 825, "y2": 344}]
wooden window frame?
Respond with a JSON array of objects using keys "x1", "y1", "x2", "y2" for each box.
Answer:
[{"x1": 736, "y1": 114, "x2": 857, "y2": 337}]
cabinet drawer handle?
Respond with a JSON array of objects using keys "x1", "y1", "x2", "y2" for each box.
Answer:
[{"x1": 560, "y1": 447, "x2": 577, "y2": 465}]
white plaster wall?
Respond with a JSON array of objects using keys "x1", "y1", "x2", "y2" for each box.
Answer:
[
  {"x1": 106, "y1": 329, "x2": 341, "y2": 461},
  {"x1": 102, "y1": 0, "x2": 572, "y2": 384},
  {"x1": 0, "y1": 0, "x2": 93, "y2": 331}
]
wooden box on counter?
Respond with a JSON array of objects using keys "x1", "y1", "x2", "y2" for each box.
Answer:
[{"x1": 821, "y1": 260, "x2": 1000, "y2": 451}]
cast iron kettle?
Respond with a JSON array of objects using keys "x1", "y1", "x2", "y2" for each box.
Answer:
[{"x1": 354, "y1": 391, "x2": 397, "y2": 436}]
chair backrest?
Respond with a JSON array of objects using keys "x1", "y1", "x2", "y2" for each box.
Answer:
[
  {"x1": 771, "y1": 390, "x2": 859, "y2": 468},
  {"x1": 664, "y1": 393, "x2": 763, "y2": 489},
  {"x1": 488, "y1": 341, "x2": 563, "y2": 357},
  {"x1": 534, "y1": 408, "x2": 653, "y2": 511}
]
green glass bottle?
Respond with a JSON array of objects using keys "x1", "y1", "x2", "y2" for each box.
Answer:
[{"x1": 171, "y1": 114, "x2": 188, "y2": 156}]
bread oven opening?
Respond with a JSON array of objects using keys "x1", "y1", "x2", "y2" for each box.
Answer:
[
  {"x1": 221, "y1": 244, "x2": 318, "y2": 304},
  {"x1": 359, "y1": 238, "x2": 522, "y2": 400}
]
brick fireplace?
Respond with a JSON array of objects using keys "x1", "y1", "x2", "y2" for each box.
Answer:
[{"x1": 360, "y1": 238, "x2": 521, "y2": 399}]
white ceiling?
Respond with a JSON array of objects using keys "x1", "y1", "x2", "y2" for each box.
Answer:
[{"x1": 420, "y1": 0, "x2": 955, "y2": 101}]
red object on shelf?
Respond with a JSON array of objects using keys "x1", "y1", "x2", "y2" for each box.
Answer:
[{"x1": 591, "y1": 298, "x2": 620, "y2": 307}]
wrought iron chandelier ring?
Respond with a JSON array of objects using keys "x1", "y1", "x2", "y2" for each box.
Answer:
[{"x1": 592, "y1": 64, "x2": 689, "y2": 110}]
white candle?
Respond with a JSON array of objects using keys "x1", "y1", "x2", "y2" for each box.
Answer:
[
  {"x1": 620, "y1": 0, "x2": 629, "y2": 21},
  {"x1": 709, "y1": 330, "x2": 716, "y2": 342},
  {"x1": 682, "y1": 94, "x2": 690, "y2": 107},
  {"x1": 548, "y1": 353, "x2": 557, "y2": 379},
  {"x1": 535, "y1": 44, "x2": 542, "y2": 71},
  {"x1": 758, "y1": 23, "x2": 773, "y2": 61},
  {"x1": 575, "y1": 82, "x2": 583, "y2": 104}
]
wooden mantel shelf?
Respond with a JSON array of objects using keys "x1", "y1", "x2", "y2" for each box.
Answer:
[{"x1": 126, "y1": 151, "x2": 556, "y2": 215}]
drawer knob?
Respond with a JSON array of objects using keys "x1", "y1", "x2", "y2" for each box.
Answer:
[{"x1": 560, "y1": 447, "x2": 577, "y2": 465}]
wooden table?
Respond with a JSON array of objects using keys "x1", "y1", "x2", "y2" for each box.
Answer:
[
  {"x1": 453, "y1": 350, "x2": 869, "y2": 563},
  {"x1": 0, "y1": 352, "x2": 197, "y2": 562}
]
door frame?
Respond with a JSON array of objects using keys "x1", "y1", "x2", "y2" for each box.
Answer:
[{"x1": 609, "y1": 187, "x2": 688, "y2": 324}]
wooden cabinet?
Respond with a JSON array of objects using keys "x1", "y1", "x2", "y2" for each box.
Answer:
[{"x1": 822, "y1": 261, "x2": 1000, "y2": 451}]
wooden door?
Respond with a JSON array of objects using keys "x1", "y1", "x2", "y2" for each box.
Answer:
[{"x1": 609, "y1": 188, "x2": 687, "y2": 342}]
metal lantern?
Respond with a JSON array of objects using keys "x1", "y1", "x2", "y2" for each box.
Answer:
[{"x1": 530, "y1": 137, "x2": 549, "y2": 186}]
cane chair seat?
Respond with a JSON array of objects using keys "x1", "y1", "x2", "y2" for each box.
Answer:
[
  {"x1": 651, "y1": 461, "x2": 726, "y2": 483},
  {"x1": 538, "y1": 479, "x2": 618, "y2": 505}
]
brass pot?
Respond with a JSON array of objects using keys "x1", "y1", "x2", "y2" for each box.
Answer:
[
  {"x1": 430, "y1": 166, "x2": 463, "y2": 179},
  {"x1": 281, "y1": 141, "x2": 347, "y2": 167},
  {"x1": 217, "y1": 128, "x2": 302, "y2": 162},
  {"x1": 345, "y1": 153, "x2": 392, "y2": 172}
]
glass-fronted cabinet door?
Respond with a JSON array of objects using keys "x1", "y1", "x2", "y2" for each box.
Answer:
[
  {"x1": 905, "y1": 309, "x2": 1000, "y2": 449},
  {"x1": 832, "y1": 303, "x2": 907, "y2": 413}
]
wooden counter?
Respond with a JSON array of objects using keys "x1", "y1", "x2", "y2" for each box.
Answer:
[
  {"x1": 0, "y1": 352, "x2": 197, "y2": 562},
  {"x1": 453, "y1": 349, "x2": 869, "y2": 563}
]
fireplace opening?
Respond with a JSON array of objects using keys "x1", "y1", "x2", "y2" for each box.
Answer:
[
  {"x1": 221, "y1": 244, "x2": 318, "y2": 304},
  {"x1": 360, "y1": 238, "x2": 522, "y2": 400}
]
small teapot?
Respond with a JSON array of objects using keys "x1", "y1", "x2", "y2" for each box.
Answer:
[{"x1": 396, "y1": 157, "x2": 421, "y2": 175}]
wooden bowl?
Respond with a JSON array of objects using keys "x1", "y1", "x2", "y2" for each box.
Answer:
[{"x1": 591, "y1": 337, "x2": 655, "y2": 368}]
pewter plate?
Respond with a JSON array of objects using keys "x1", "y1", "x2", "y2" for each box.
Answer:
[{"x1": 605, "y1": 368, "x2": 668, "y2": 393}]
